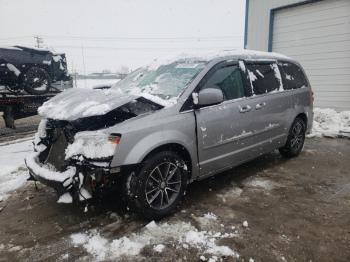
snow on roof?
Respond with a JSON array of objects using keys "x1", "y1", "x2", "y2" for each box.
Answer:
[
  {"x1": 143, "y1": 49, "x2": 292, "y2": 70},
  {"x1": 0, "y1": 46, "x2": 23, "y2": 51}
]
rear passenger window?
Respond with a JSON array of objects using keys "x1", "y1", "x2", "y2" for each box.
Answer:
[
  {"x1": 246, "y1": 63, "x2": 281, "y2": 95},
  {"x1": 279, "y1": 62, "x2": 308, "y2": 90},
  {"x1": 201, "y1": 65, "x2": 245, "y2": 101}
]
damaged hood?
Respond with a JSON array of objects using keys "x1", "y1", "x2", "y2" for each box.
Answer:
[{"x1": 38, "y1": 88, "x2": 140, "y2": 121}]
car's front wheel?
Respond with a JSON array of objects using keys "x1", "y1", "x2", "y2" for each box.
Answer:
[
  {"x1": 126, "y1": 151, "x2": 188, "y2": 220},
  {"x1": 279, "y1": 117, "x2": 306, "y2": 158}
]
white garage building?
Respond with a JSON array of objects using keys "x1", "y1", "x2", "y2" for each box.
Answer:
[{"x1": 244, "y1": 0, "x2": 350, "y2": 111}]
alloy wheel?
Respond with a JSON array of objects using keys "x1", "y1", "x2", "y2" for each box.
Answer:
[
  {"x1": 290, "y1": 121, "x2": 304, "y2": 151},
  {"x1": 145, "y1": 162, "x2": 182, "y2": 210}
]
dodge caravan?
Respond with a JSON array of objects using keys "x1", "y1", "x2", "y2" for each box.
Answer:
[{"x1": 25, "y1": 50, "x2": 313, "y2": 219}]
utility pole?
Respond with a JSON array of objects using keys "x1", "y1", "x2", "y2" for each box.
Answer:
[
  {"x1": 34, "y1": 36, "x2": 43, "y2": 48},
  {"x1": 81, "y1": 44, "x2": 87, "y2": 88}
]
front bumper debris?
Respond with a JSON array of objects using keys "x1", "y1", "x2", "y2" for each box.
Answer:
[
  {"x1": 24, "y1": 152, "x2": 120, "y2": 203},
  {"x1": 25, "y1": 153, "x2": 94, "y2": 202},
  {"x1": 25, "y1": 152, "x2": 75, "y2": 195}
]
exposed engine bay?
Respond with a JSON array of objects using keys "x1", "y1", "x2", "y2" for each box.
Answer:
[{"x1": 25, "y1": 97, "x2": 162, "y2": 203}]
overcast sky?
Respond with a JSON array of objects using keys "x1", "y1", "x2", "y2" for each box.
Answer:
[{"x1": 0, "y1": 0, "x2": 245, "y2": 73}]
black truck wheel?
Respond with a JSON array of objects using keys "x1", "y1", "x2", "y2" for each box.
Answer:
[
  {"x1": 126, "y1": 151, "x2": 188, "y2": 220},
  {"x1": 22, "y1": 67, "x2": 51, "y2": 95}
]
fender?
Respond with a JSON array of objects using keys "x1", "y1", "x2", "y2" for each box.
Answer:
[{"x1": 111, "y1": 129, "x2": 199, "y2": 178}]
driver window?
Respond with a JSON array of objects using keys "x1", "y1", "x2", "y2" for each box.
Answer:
[{"x1": 201, "y1": 65, "x2": 245, "y2": 100}]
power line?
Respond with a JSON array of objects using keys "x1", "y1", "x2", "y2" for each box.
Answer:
[
  {"x1": 53, "y1": 45, "x2": 242, "y2": 51},
  {"x1": 40, "y1": 34, "x2": 243, "y2": 40},
  {"x1": 0, "y1": 35, "x2": 243, "y2": 43}
]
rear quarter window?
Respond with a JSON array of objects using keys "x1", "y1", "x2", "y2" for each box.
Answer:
[{"x1": 279, "y1": 62, "x2": 308, "y2": 90}]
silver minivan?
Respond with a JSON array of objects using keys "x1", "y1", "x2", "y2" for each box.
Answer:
[{"x1": 25, "y1": 50, "x2": 313, "y2": 219}]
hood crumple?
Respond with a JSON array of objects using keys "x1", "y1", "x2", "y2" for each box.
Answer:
[{"x1": 38, "y1": 88, "x2": 139, "y2": 121}]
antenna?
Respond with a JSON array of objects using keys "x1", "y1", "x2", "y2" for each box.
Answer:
[{"x1": 34, "y1": 36, "x2": 44, "y2": 48}]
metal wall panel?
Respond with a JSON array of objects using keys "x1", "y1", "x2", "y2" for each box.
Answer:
[{"x1": 272, "y1": 0, "x2": 350, "y2": 110}]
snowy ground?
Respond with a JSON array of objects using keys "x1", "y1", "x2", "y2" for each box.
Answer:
[
  {"x1": 0, "y1": 80, "x2": 350, "y2": 261},
  {"x1": 0, "y1": 138, "x2": 349, "y2": 261},
  {"x1": 0, "y1": 107, "x2": 349, "y2": 203},
  {"x1": 0, "y1": 138, "x2": 32, "y2": 201}
]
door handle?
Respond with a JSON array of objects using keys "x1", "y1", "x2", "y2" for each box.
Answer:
[
  {"x1": 239, "y1": 105, "x2": 252, "y2": 113},
  {"x1": 255, "y1": 102, "x2": 266, "y2": 110}
]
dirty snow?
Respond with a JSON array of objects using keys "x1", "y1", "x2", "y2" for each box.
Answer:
[
  {"x1": 153, "y1": 244, "x2": 165, "y2": 253},
  {"x1": 243, "y1": 177, "x2": 280, "y2": 191},
  {"x1": 309, "y1": 108, "x2": 350, "y2": 138},
  {"x1": 216, "y1": 183, "x2": 243, "y2": 203},
  {"x1": 242, "y1": 221, "x2": 249, "y2": 228},
  {"x1": 70, "y1": 220, "x2": 239, "y2": 261},
  {"x1": 57, "y1": 192, "x2": 73, "y2": 204},
  {"x1": 0, "y1": 138, "x2": 32, "y2": 200}
]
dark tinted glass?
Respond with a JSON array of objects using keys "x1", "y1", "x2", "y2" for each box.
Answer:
[
  {"x1": 201, "y1": 65, "x2": 244, "y2": 100},
  {"x1": 279, "y1": 62, "x2": 308, "y2": 90},
  {"x1": 246, "y1": 63, "x2": 280, "y2": 95}
]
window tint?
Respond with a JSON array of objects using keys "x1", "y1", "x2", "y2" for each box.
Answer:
[
  {"x1": 279, "y1": 62, "x2": 308, "y2": 90},
  {"x1": 246, "y1": 63, "x2": 280, "y2": 95},
  {"x1": 201, "y1": 65, "x2": 245, "y2": 100}
]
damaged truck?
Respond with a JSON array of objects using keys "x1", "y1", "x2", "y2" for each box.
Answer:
[
  {"x1": 0, "y1": 45, "x2": 71, "y2": 94},
  {"x1": 25, "y1": 51, "x2": 313, "y2": 219},
  {"x1": 0, "y1": 45, "x2": 72, "y2": 128}
]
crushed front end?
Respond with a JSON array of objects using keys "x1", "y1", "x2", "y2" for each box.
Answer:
[{"x1": 25, "y1": 119, "x2": 121, "y2": 203}]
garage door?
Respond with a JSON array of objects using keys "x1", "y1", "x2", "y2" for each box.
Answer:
[{"x1": 272, "y1": 0, "x2": 350, "y2": 111}]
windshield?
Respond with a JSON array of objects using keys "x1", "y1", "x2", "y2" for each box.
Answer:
[{"x1": 111, "y1": 60, "x2": 206, "y2": 101}]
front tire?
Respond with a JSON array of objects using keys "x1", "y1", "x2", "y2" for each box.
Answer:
[
  {"x1": 279, "y1": 117, "x2": 306, "y2": 158},
  {"x1": 126, "y1": 151, "x2": 188, "y2": 220},
  {"x1": 22, "y1": 67, "x2": 51, "y2": 95}
]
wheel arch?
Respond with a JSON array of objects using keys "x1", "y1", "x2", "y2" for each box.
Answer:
[
  {"x1": 295, "y1": 112, "x2": 307, "y2": 128},
  {"x1": 141, "y1": 143, "x2": 193, "y2": 181}
]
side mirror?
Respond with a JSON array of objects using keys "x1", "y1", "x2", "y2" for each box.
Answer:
[{"x1": 194, "y1": 88, "x2": 224, "y2": 107}]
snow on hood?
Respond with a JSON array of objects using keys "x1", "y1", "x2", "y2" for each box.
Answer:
[{"x1": 38, "y1": 88, "x2": 139, "y2": 121}]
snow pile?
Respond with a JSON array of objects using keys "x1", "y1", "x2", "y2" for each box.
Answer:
[
  {"x1": 65, "y1": 131, "x2": 117, "y2": 159},
  {"x1": 70, "y1": 220, "x2": 239, "y2": 261},
  {"x1": 216, "y1": 183, "x2": 243, "y2": 203},
  {"x1": 0, "y1": 138, "x2": 32, "y2": 200},
  {"x1": 310, "y1": 108, "x2": 350, "y2": 138}
]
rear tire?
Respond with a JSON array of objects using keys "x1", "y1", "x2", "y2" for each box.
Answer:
[
  {"x1": 125, "y1": 151, "x2": 188, "y2": 220},
  {"x1": 279, "y1": 117, "x2": 306, "y2": 158},
  {"x1": 22, "y1": 67, "x2": 51, "y2": 95}
]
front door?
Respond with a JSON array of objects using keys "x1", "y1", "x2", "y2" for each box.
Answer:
[{"x1": 195, "y1": 61, "x2": 257, "y2": 177}]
